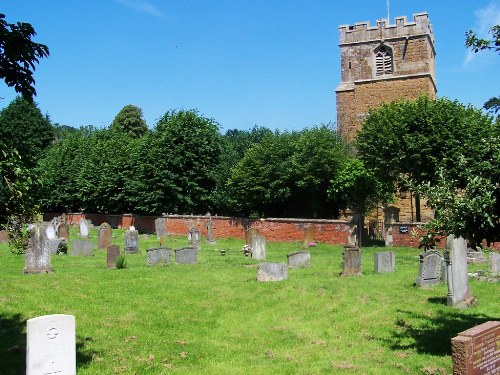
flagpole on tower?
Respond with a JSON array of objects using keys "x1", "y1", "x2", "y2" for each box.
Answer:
[{"x1": 387, "y1": 0, "x2": 390, "y2": 22}]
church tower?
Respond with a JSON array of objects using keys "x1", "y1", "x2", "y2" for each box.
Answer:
[{"x1": 336, "y1": 13, "x2": 436, "y2": 142}]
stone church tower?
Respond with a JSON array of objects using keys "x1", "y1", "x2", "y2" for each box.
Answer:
[{"x1": 336, "y1": 13, "x2": 436, "y2": 142}]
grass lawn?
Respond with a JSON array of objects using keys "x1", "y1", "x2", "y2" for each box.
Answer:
[{"x1": 0, "y1": 227, "x2": 498, "y2": 374}]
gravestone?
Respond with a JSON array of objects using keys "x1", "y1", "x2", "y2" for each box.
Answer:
[
  {"x1": 24, "y1": 225, "x2": 53, "y2": 274},
  {"x1": 451, "y1": 321, "x2": 499, "y2": 375},
  {"x1": 56, "y1": 222, "x2": 69, "y2": 240},
  {"x1": 251, "y1": 233, "x2": 266, "y2": 260},
  {"x1": 71, "y1": 239, "x2": 94, "y2": 256},
  {"x1": 303, "y1": 225, "x2": 316, "y2": 248},
  {"x1": 257, "y1": 263, "x2": 288, "y2": 282},
  {"x1": 98, "y1": 223, "x2": 112, "y2": 249},
  {"x1": 26, "y1": 314, "x2": 76, "y2": 375},
  {"x1": 374, "y1": 251, "x2": 395, "y2": 273},
  {"x1": 155, "y1": 217, "x2": 168, "y2": 240},
  {"x1": 467, "y1": 249, "x2": 486, "y2": 264},
  {"x1": 48, "y1": 238, "x2": 65, "y2": 254},
  {"x1": 415, "y1": 250, "x2": 442, "y2": 287},
  {"x1": 124, "y1": 229, "x2": 140, "y2": 254},
  {"x1": 107, "y1": 244, "x2": 120, "y2": 268},
  {"x1": 489, "y1": 252, "x2": 500, "y2": 275},
  {"x1": 445, "y1": 235, "x2": 476, "y2": 307},
  {"x1": 287, "y1": 251, "x2": 311, "y2": 268},
  {"x1": 385, "y1": 226, "x2": 393, "y2": 247},
  {"x1": 347, "y1": 225, "x2": 358, "y2": 247},
  {"x1": 46, "y1": 224, "x2": 57, "y2": 240},
  {"x1": 245, "y1": 228, "x2": 259, "y2": 245},
  {"x1": 0, "y1": 229, "x2": 9, "y2": 243},
  {"x1": 205, "y1": 219, "x2": 215, "y2": 244},
  {"x1": 342, "y1": 246, "x2": 361, "y2": 276},
  {"x1": 79, "y1": 218, "x2": 89, "y2": 238},
  {"x1": 188, "y1": 227, "x2": 201, "y2": 247},
  {"x1": 175, "y1": 247, "x2": 198, "y2": 264},
  {"x1": 147, "y1": 247, "x2": 172, "y2": 266}
]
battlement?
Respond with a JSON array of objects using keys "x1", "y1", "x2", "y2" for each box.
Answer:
[{"x1": 339, "y1": 13, "x2": 433, "y2": 45}]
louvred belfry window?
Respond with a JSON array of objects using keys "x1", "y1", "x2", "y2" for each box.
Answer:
[{"x1": 375, "y1": 46, "x2": 393, "y2": 76}]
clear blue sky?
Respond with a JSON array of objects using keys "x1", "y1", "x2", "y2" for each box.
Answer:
[{"x1": 1, "y1": 0, "x2": 499, "y2": 132}]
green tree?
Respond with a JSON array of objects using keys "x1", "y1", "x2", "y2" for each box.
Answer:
[
  {"x1": 465, "y1": 25, "x2": 500, "y2": 53},
  {"x1": 0, "y1": 96, "x2": 53, "y2": 168},
  {"x1": 0, "y1": 13, "x2": 49, "y2": 99},
  {"x1": 110, "y1": 104, "x2": 148, "y2": 138}
]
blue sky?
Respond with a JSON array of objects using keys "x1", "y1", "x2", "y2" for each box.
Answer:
[{"x1": 1, "y1": 0, "x2": 499, "y2": 132}]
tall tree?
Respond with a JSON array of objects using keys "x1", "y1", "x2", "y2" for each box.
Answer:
[{"x1": 110, "y1": 104, "x2": 148, "y2": 138}]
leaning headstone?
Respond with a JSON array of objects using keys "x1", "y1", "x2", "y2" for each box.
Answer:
[
  {"x1": 46, "y1": 224, "x2": 57, "y2": 240},
  {"x1": 175, "y1": 247, "x2": 198, "y2": 264},
  {"x1": 257, "y1": 263, "x2": 288, "y2": 282},
  {"x1": 374, "y1": 251, "x2": 395, "y2": 273},
  {"x1": 303, "y1": 225, "x2": 316, "y2": 248},
  {"x1": 342, "y1": 246, "x2": 361, "y2": 276},
  {"x1": 107, "y1": 244, "x2": 120, "y2": 268},
  {"x1": 79, "y1": 218, "x2": 89, "y2": 238},
  {"x1": 445, "y1": 235, "x2": 476, "y2": 307},
  {"x1": 26, "y1": 314, "x2": 76, "y2": 375},
  {"x1": 98, "y1": 223, "x2": 112, "y2": 249},
  {"x1": 71, "y1": 239, "x2": 94, "y2": 256},
  {"x1": 489, "y1": 252, "x2": 500, "y2": 275},
  {"x1": 147, "y1": 247, "x2": 172, "y2": 266},
  {"x1": 287, "y1": 251, "x2": 311, "y2": 268},
  {"x1": 24, "y1": 225, "x2": 53, "y2": 274},
  {"x1": 155, "y1": 217, "x2": 168, "y2": 240},
  {"x1": 0, "y1": 229, "x2": 9, "y2": 243},
  {"x1": 245, "y1": 228, "x2": 259, "y2": 245},
  {"x1": 188, "y1": 227, "x2": 201, "y2": 247},
  {"x1": 451, "y1": 321, "x2": 499, "y2": 375},
  {"x1": 251, "y1": 233, "x2": 266, "y2": 260},
  {"x1": 415, "y1": 250, "x2": 442, "y2": 287},
  {"x1": 124, "y1": 229, "x2": 140, "y2": 254},
  {"x1": 56, "y1": 222, "x2": 69, "y2": 240}
]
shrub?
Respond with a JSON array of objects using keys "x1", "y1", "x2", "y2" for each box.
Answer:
[{"x1": 115, "y1": 254, "x2": 126, "y2": 269}]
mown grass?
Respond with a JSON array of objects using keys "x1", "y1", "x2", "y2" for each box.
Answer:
[{"x1": 0, "y1": 228, "x2": 498, "y2": 374}]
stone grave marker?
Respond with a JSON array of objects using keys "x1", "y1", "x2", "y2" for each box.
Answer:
[
  {"x1": 445, "y1": 235, "x2": 476, "y2": 307},
  {"x1": 26, "y1": 314, "x2": 76, "y2": 375},
  {"x1": 175, "y1": 247, "x2": 198, "y2": 264},
  {"x1": 467, "y1": 249, "x2": 486, "y2": 264},
  {"x1": 46, "y1": 224, "x2": 57, "y2": 240},
  {"x1": 451, "y1": 320, "x2": 499, "y2": 375},
  {"x1": 251, "y1": 233, "x2": 266, "y2": 260},
  {"x1": 374, "y1": 251, "x2": 395, "y2": 273},
  {"x1": 188, "y1": 227, "x2": 201, "y2": 247},
  {"x1": 342, "y1": 246, "x2": 361, "y2": 276},
  {"x1": 147, "y1": 247, "x2": 172, "y2": 266},
  {"x1": 24, "y1": 225, "x2": 53, "y2": 274},
  {"x1": 287, "y1": 251, "x2": 311, "y2": 268},
  {"x1": 98, "y1": 222, "x2": 112, "y2": 249},
  {"x1": 257, "y1": 262, "x2": 288, "y2": 282},
  {"x1": 79, "y1": 218, "x2": 89, "y2": 238},
  {"x1": 124, "y1": 228, "x2": 140, "y2": 254},
  {"x1": 71, "y1": 239, "x2": 94, "y2": 256},
  {"x1": 205, "y1": 219, "x2": 215, "y2": 244},
  {"x1": 245, "y1": 228, "x2": 259, "y2": 245},
  {"x1": 0, "y1": 229, "x2": 9, "y2": 243},
  {"x1": 489, "y1": 252, "x2": 500, "y2": 275},
  {"x1": 56, "y1": 222, "x2": 69, "y2": 240},
  {"x1": 155, "y1": 217, "x2": 168, "y2": 240},
  {"x1": 415, "y1": 250, "x2": 442, "y2": 287},
  {"x1": 107, "y1": 244, "x2": 120, "y2": 268},
  {"x1": 48, "y1": 238, "x2": 65, "y2": 255},
  {"x1": 385, "y1": 226, "x2": 393, "y2": 247},
  {"x1": 303, "y1": 225, "x2": 316, "y2": 248}
]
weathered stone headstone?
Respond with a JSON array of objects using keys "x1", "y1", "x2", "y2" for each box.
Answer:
[
  {"x1": 245, "y1": 228, "x2": 259, "y2": 245},
  {"x1": 46, "y1": 224, "x2": 57, "y2": 240},
  {"x1": 287, "y1": 251, "x2": 311, "y2": 268},
  {"x1": 451, "y1": 321, "x2": 499, "y2": 375},
  {"x1": 98, "y1": 222, "x2": 112, "y2": 249},
  {"x1": 467, "y1": 249, "x2": 486, "y2": 264},
  {"x1": 147, "y1": 247, "x2": 172, "y2": 266},
  {"x1": 374, "y1": 251, "x2": 395, "y2": 273},
  {"x1": 79, "y1": 218, "x2": 89, "y2": 238},
  {"x1": 24, "y1": 225, "x2": 53, "y2": 274},
  {"x1": 445, "y1": 235, "x2": 476, "y2": 307},
  {"x1": 415, "y1": 250, "x2": 442, "y2": 287},
  {"x1": 26, "y1": 314, "x2": 76, "y2": 375},
  {"x1": 257, "y1": 262, "x2": 288, "y2": 282},
  {"x1": 107, "y1": 244, "x2": 120, "y2": 268},
  {"x1": 71, "y1": 239, "x2": 94, "y2": 256},
  {"x1": 385, "y1": 226, "x2": 393, "y2": 247},
  {"x1": 251, "y1": 233, "x2": 266, "y2": 260},
  {"x1": 489, "y1": 252, "x2": 500, "y2": 275},
  {"x1": 155, "y1": 217, "x2": 168, "y2": 240},
  {"x1": 175, "y1": 247, "x2": 198, "y2": 264},
  {"x1": 0, "y1": 229, "x2": 9, "y2": 243},
  {"x1": 124, "y1": 229, "x2": 139, "y2": 254},
  {"x1": 56, "y1": 222, "x2": 69, "y2": 240},
  {"x1": 342, "y1": 246, "x2": 361, "y2": 276},
  {"x1": 303, "y1": 225, "x2": 316, "y2": 248},
  {"x1": 205, "y1": 219, "x2": 215, "y2": 244},
  {"x1": 48, "y1": 238, "x2": 65, "y2": 254},
  {"x1": 188, "y1": 227, "x2": 201, "y2": 247},
  {"x1": 347, "y1": 225, "x2": 358, "y2": 247}
]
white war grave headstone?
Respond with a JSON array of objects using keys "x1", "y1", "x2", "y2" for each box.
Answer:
[
  {"x1": 445, "y1": 235, "x2": 476, "y2": 308},
  {"x1": 79, "y1": 218, "x2": 89, "y2": 238}
]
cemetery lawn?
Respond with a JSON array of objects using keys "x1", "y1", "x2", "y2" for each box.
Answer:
[{"x1": 0, "y1": 229, "x2": 498, "y2": 374}]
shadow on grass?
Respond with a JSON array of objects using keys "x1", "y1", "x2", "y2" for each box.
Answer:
[
  {"x1": 384, "y1": 307, "x2": 495, "y2": 356},
  {"x1": 0, "y1": 313, "x2": 97, "y2": 374}
]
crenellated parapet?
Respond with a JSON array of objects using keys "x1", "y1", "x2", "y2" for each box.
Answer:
[{"x1": 339, "y1": 13, "x2": 433, "y2": 45}]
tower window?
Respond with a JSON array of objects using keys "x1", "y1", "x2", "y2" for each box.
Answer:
[
  {"x1": 375, "y1": 45, "x2": 393, "y2": 76},
  {"x1": 348, "y1": 61, "x2": 352, "y2": 69}
]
